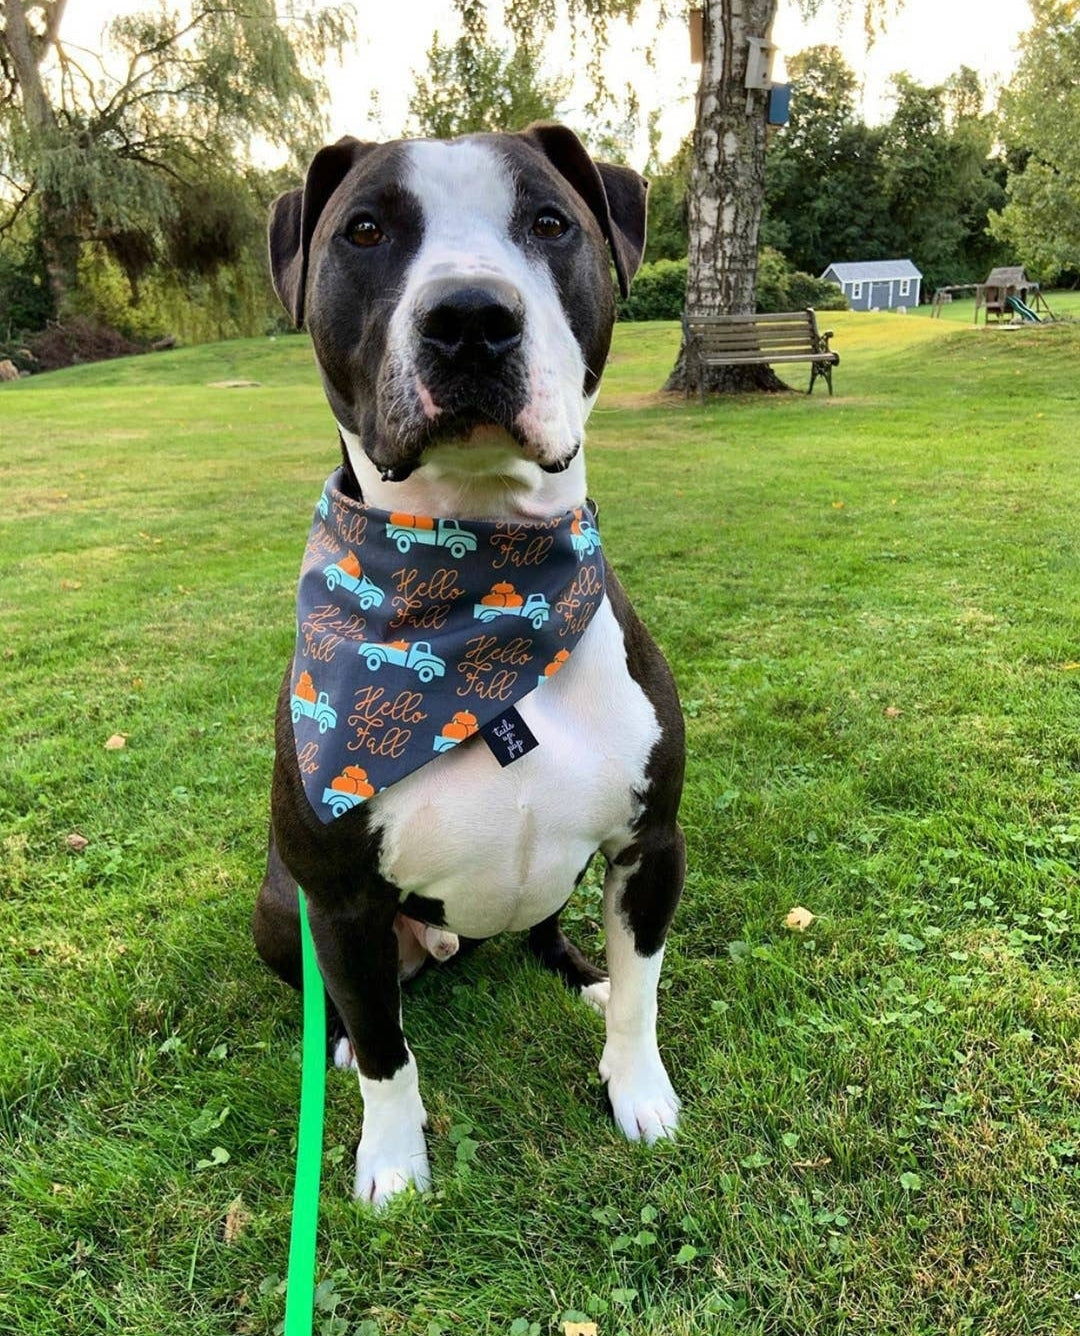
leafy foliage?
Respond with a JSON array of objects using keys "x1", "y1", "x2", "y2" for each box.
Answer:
[
  {"x1": 0, "y1": 223, "x2": 52, "y2": 335},
  {"x1": 642, "y1": 131, "x2": 691, "y2": 265},
  {"x1": 617, "y1": 251, "x2": 846, "y2": 322},
  {"x1": 990, "y1": 0, "x2": 1080, "y2": 282},
  {"x1": 407, "y1": 31, "x2": 567, "y2": 138},
  {"x1": 0, "y1": 0, "x2": 354, "y2": 322},
  {"x1": 755, "y1": 246, "x2": 848, "y2": 313},
  {"x1": 618, "y1": 258, "x2": 687, "y2": 321},
  {"x1": 879, "y1": 71, "x2": 1007, "y2": 289},
  {"x1": 763, "y1": 49, "x2": 1009, "y2": 291}
]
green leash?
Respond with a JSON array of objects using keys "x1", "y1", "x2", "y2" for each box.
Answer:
[{"x1": 284, "y1": 889, "x2": 326, "y2": 1336}]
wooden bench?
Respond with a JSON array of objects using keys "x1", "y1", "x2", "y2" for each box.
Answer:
[{"x1": 681, "y1": 308, "x2": 839, "y2": 400}]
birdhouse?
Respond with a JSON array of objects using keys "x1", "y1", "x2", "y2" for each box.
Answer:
[{"x1": 745, "y1": 36, "x2": 775, "y2": 90}]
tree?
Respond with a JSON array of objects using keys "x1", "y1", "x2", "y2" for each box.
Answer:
[
  {"x1": 990, "y1": 0, "x2": 1080, "y2": 282},
  {"x1": 764, "y1": 54, "x2": 1006, "y2": 292},
  {"x1": 0, "y1": 0, "x2": 354, "y2": 314},
  {"x1": 762, "y1": 45, "x2": 892, "y2": 276},
  {"x1": 666, "y1": 1, "x2": 903, "y2": 395},
  {"x1": 407, "y1": 30, "x2": 568, "y2": 138},
  {"x1": 419, "y1": 1, "x2": 906, "y2": 393},
  {"x1": 642, "y1": 127, "x2": 691, "y2": 263},
  {"x1": 879, "y1": 71, "x2": 1006, "y2": 291}
]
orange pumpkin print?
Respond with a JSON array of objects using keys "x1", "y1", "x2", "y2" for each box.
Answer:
[
  {"x1": 480, "y1": 580, "x2": 524, "y2": 608},
  {"x1": 329, "y1": 765, "x2": 375, "y2": 797},
  {"x1": 388, "y1": 512, "x2": 435, "y2": 531},
  {"x1": 440, "y1": 709, "x2": 478, "y2": 741}
]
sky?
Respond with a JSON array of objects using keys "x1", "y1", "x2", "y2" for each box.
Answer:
[{"x1": 59, "y1": 0, "x2": 1033, "y2": 163}]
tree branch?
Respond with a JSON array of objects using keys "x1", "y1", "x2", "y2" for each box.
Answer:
[{"x1": 0, "y1": 179, "x2": 37, "y2": 238}]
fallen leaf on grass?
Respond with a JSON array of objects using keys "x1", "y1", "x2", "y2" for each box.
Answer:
[
  {"x1": 104, "y1": 733, "x2": 127, "y2": 749},
  {"x1": 884, "y1": 705, "x2": 902, "y2": 718},
  {"x1": 224, "y1": 1195, "x2": 252, "y2": 1245},
  {"x1": 65, "y1": 833, "x2": 89, "y2": 852},
  {"x1": 784, "y1": 906, "x2": 816, "y2": 932},
  {"x1": 562, "y1": 1326, "x2": 598, "y2": 1336}
]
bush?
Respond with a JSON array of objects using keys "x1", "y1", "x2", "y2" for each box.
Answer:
[
  {"x1": 619, "y1": 250, "x2": 847, "y2": 322},
  {"x1": 757, "y1": 246, "x2": 848, "y2": 313},
  {"x1": 786, "y1": 269, "x2": 848, "y2": 311},
  {"x1": 618, "y1": 258, "x2": 687, "y2": 321},
  {"x1": 0, "y1": 232, "x2": 54, "y2": 337}
]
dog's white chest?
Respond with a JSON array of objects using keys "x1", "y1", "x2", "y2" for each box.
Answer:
[{"x1": 367, "y1": 597, "x2": 659, "y2": 937}]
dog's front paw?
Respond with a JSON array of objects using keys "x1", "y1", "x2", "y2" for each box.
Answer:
[
  {"x1": 354, "y1": 1124, "x2": 431, "y2": 1207},
  {"x1": 600, "y1": 1045, "x2": 680, "y2": 1144}
]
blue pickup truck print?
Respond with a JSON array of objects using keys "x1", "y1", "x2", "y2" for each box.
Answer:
[
  {"x1": 473, "y1": 582, "x2": 550, "y2": 630},
  {"x1": 290, "y1": 672, "x2": 338, "y2": 734},
  {"x1": 321, "y1": 765, "x2": 375, "y2": 817},
  {"x1": 359, "y1": 639, "x2": 447, "y2": 684},
  {"x1": 570, "y1": 509, "x2": 601, "y2": 557},
  {"x1": 385, "y1": 513, "x2": 477, "y2": 560},
  {"x1": 322, "y1": 552, "x2": 385, "y2": 609}
]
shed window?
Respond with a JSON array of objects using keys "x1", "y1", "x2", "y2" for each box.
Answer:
[
  {"x1": 899, "y1": 279, "x2": 911, "y2": 297},
  {"x1": 851, "y1": 281, "x2": 863, "y2": 300}
]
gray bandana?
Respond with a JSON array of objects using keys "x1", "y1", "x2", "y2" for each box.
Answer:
[{"x1": 290, "y1": 468, "x2": 605, "y2": 822}]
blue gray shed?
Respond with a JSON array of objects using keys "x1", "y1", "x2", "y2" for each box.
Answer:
[{"x1": 820, "y1": 259, "x2": 923, "y2": 311}]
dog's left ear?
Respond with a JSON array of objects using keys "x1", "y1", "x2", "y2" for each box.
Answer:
[
  {"x1": 269, "y1": 136, "x2": 377, "y2": 327},
  {"x1": 521, "y1": 123, "x2": 648, "y2": 298}
]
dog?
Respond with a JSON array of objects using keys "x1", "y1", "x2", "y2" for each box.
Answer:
[{"x1": 253, "y1": 124, "x2": 686, "y2": 1206}]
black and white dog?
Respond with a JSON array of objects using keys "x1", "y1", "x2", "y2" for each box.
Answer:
[{"x1": 254, "y1": 125, "x2": 686, "y2": 1206}]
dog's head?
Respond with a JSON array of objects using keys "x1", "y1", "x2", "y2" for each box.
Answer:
[{"x1": 269, "y1": 125, "x2": 646, "y2": 486}]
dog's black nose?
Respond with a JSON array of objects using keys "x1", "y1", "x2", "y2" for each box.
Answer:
[{"x1": 417, "y1": 279, "x2": 525, "y2": 367}]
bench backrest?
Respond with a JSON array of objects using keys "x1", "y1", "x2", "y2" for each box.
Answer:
[{"x1": 682, "y1": 309, "x2": 825, "y2": 354}]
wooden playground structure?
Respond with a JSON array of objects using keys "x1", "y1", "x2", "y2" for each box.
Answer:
[{"x1": 932, "y1": 266, "x2": 1056, "y2": 324}]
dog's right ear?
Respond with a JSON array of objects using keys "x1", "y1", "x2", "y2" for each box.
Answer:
[{"x1": 269, "y1": 137, "x2": 375, "y2": 328}]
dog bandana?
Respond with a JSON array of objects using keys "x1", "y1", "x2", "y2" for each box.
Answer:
[{"x1": 290, "y1": 467, "x2": 605, "y2": 822}]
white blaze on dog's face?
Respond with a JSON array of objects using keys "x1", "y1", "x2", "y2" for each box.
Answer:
[
  {"x1": 381, "y1": 139, "x2": 591, "y2": 474},
  {"x1": 268, "y1": 127, "x2": 647, "y2": 515}
]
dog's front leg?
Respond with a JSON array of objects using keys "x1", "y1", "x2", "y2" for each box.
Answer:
[
  {"x1": 598, "y1": 830, "x2": 685, "y2": 1143},
  {"x1": 304, "y1": 893, "x2": 431, "y2": 1205}
]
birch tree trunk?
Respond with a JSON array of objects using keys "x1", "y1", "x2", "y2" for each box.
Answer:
[{"x1": 664, "y1": 0, "x2": 789, "y2": 394}]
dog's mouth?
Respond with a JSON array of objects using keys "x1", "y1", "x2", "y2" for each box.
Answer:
[{"x1": 373, "y1": 386, "x2": 578, "y2": 483}]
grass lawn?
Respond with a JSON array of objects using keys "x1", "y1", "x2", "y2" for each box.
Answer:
[{"x1": 2, "y1": 308, "x2": 1080, "y2": 1335}]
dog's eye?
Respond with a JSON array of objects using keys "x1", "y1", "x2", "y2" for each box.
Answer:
[
  {"x1": 347, "y1": 216, "x2": 384, "y2": 248},
  {"x1": 532, "y1": 212, "x2": 568, "y2": 240}
]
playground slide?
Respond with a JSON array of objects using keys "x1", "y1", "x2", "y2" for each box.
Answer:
[{"x1": 1005, "y1": 294, "x2": 1040, "y2": 322}]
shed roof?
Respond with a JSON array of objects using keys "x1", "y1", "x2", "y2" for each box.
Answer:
[
  {"x1": 985, "y1": 266, "x2": 1031, "y2": 286},
  {"x1": 821, "y1": 259, "x2": 923, "y2": 282}
]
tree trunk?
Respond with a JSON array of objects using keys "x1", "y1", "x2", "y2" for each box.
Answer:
[
  {"x1": 3, "y1": 0, "x2": 76, "y2": 313},
  {"x1": 664, "y1": 0, "x2": 789, "y2": 395}
]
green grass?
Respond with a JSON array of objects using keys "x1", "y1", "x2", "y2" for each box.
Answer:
[{"x1": 2, "y1": 309, "x2": 1080, "y2": 1335}]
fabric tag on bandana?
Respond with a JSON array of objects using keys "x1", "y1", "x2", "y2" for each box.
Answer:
[
  {"x1": 290, "y1": 468, "x2": 605, "y2": 822},
  {"x1": 479, "y1": 706, "x2": 539, "y2": 767}
]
